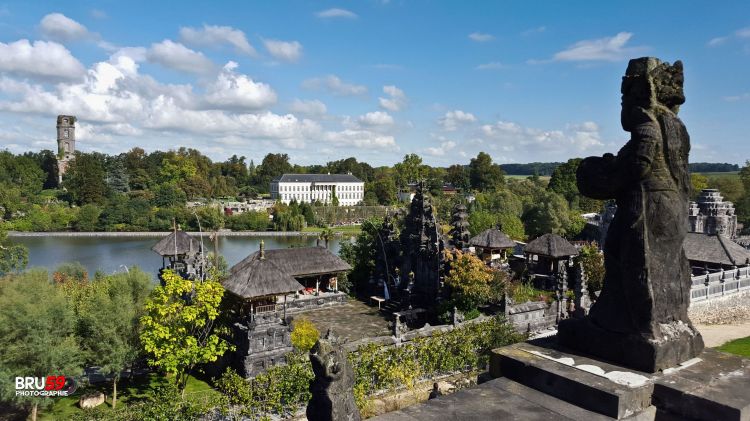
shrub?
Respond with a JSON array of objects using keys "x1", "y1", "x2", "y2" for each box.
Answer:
[{"x1": 290, "y1": 318, "x2": 320, "y2": 352}]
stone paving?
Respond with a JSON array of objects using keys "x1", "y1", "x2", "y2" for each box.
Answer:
[{"x1": 297, "y1": 298, "x2": 392, "y2": 342}]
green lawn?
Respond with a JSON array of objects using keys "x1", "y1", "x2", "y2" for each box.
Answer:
[
  {"x1": 40, "y1": 374, "x2": 218, "y2": 420},
  {"x1": 717, "y1": 336, "x2": 750, "y2": 358}
]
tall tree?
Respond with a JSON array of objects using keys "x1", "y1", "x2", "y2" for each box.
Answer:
[
  {"x1": 393, "y1": 153, "x2": 426, "y2": 187},
  {"x1": 547, "y1": 158, "x2": 582, "y2": 207},
  {"x1": 106, "y1": 156, "x2": 130, "y2": 194},
  {"x1": 79, "y1": 269, "x2": 152, "y2": 409},
  {"x1": 255, "y1": 153, "x2": 294, "y2": 192},
  {"x1": 469, "y1": 152, "x2": 504, "y2": 191},
  {"x1": 64, "y1": 152, "x2": 108, "y2": 205},
  {"x1": 0, "y1": 270, "x2": 83, "y2": 421},
  {"x1": 140, "y1": 270, "x2": 230, "y2": 393},
  {"x1": 446, "y1": 164, "x2": 470, "y2": 190}
]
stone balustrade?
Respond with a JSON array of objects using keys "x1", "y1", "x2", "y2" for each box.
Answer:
[{"x1": 690, "y1": 268, "x2": 750, "y2": 302}]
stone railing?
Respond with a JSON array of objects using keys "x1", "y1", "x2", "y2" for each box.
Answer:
[{"x1": 690, "y1": 267, "x2": 750, "y2": 302}]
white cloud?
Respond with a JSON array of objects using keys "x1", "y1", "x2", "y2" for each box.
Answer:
[
  {"x1": 316, "y1": 8, "x2": 358, "y2": 19},
  {"x1": 521, "y1": 26, "x2": 546, "y2": 36},
  {"x1": 476, "y1": 61, "x2": 505, "y2": 70},
  {"x1": 468, "y1": 32, "x2": 494, "y2": 42},
  {"x1": 302, "y1": 75, "x2": 367, "y2": 96},
  {"x1": 263, "y1": 39, "x2": 303, "y2": 63},
  {"x1": 39, "y1": 13, "x2": 90, "y2": 42},
  {"x1": 179, "y1": 24, "x2": 256, "y2": 56},
  {"x1": 439, "y1": 110, "x2": 477, "y2": 131},
  {"x1": 480, "y1": 119, "x2": 603, "y2": 156},
  {"x1": 708, "y1": 27, "x2": 750, "y2": 49},
  {"x1": 723, "y1": 93, "x2": 750, "y2": 102},
  {"x1": 147, "y1": 40, "x2": 215, "y2": 74},
  {"x1": 0, "y1": 39, "x2": 85, "y2": 80},
  {"x1": 425, "y1": 140, "x2": 456, "y2": 156},
  {"x1": 378, "y1": 85, "x2": 407, "y2": 111},
  {"x1": 203, "y1": 62, "x2": 277, "y2": 110},
  {"x1": 358, "y1": 111, "x2": 394, "y2": 127},
  {"x1": 552, "y1": 32, "x2": 647, "y2": 62},
  {"x1": 324, "y1": 129, "x2": 396, "y2": 150},
  {"x1": 289, "y1": 99, "x2": 327, "y2": 116}
]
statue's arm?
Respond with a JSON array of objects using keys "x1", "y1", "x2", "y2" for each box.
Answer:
[{"x1": 626, "y1": 122, "x2": 660, "y2": 179}]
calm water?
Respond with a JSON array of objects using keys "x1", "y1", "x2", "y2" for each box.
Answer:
[{"x1": 12, "y1": 235, "x2": 350, "y2": 278}]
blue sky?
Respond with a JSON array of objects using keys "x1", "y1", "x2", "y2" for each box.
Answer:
[{"x1": 0, "y1": 1, "x2": 748, "y2": 166}]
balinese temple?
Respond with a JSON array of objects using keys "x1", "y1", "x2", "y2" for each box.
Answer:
[
  {"x1": 689, "y1": 188, "x2": 738, "y2": 239},
  {"x1": 523, "y1": 233, "x2": 578, "y2": 290},
  {"x1": 469, "y1": 228, "x2": 516, "y2": 265},
  {"x1": 683, "y1": 232, "x2": 750, "y2": 274},
  {"x1": 221, "y1": 242, "x2": 351, "y2": 377},
  {"x1": 151, "y1": 229, "x2": 207, "y2": 282}
]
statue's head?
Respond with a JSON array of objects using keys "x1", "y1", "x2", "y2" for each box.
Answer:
[{"x1": 621, "y1": 57, "x2": 685, "y2": 130}]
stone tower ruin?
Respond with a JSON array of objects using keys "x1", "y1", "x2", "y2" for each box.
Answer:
[{"x1": 56, "y1": 115, "x2": 76, "y2": 183}]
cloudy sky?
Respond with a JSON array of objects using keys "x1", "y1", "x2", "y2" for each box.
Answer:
[{"x1": 0, "y1": 1, "x2": 748, "y2": 166}]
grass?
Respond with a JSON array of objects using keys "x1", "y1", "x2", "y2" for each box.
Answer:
[
  {"x1": 40, "y1": 373, "x2": 218, "y2": 420},
  {"x1": 717, "y1": 336, "x2": 750, "y2": 358},
  {"x1": 505, "y1": 174, "x2": 551, "y2": 182}
]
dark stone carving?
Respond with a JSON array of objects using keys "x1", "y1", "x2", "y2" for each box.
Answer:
[
  {"x1": 449, "y1": 203, "x2": 471, "y2": 250},
  {"x1": 307, "y1": 329, "x2": 361, "y2": 421},
  {"x1": 558, "y1": 57, "x2": 704, "y2": 372},
  {"x1": 399, "y1": 182, "x2": 442, "y2": 307}
]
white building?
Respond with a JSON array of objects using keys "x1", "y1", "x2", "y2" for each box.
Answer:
[{"x1": 270, "y1": 173, "x2": 365, "y2": 206}]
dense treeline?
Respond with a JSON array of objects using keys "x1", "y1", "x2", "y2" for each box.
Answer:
[
  {"x1": 1, "y1": 147, "x2": 748, "y2": 235},
  {"x1": 688, "y1": 162, "x2": 739, "y2": 173}
]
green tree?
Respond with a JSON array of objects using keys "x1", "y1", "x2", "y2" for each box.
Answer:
[
  {"x1": 0, "y1": 230, "x2": 28, "y2": 275},
  {"x1": 106, "y1": 156, "x2": 130, "y2": 194},
  {"x1": 690, "y1": 173, "x2": 709, "y2": 200},
  {"x1": 371, "y1": 173, "x2": 397, "y2": 205},
  {"x1": 469, "y1": 152, "x2": 504, "y2": 191},
  {"x1": 393, "y1": 154, "x2": 426, "y2": 187},
  {"x1": 575, "y1": 244, "x2": 605, "y2": 297},
  {"x1": 0, "y1": 270, "x2": 84, "y2": 421},
  {"x1": 255, "y1": 153, "x2": 294, "y2": 192},
  {"x1": 444, "y1": 250, "x2": 500, "y2": 311},
  {"x1": 152, "y1": 183, "x2": 188, "y2": 208},
  {"x1": 446, "y1": 164, "x2": 470, "y2": 190},
  {"x1": 522, "y1": 191, "x2": 571, "y2": 238},
  {"x1": 548, "y1": 158, "x2": 582, "y2": 207},
  {"x1": 78, "y1": 269, "x2": 152, "y2": 409},
  {"x1": 74, "y1": 204, "x2": 102, "y2": 232},
  {"x1": 140, "y1": 270, "x2": 231, "y2": 393},
  {"x1": 64, "y1": 152, "x2": 108, "y2": 205}
]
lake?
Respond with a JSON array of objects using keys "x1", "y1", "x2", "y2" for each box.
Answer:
[{"x1": 12, "y1": 235, "x2": 351, "y2": 278}]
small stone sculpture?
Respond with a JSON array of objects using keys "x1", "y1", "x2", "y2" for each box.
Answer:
[
  {"x1": 307, "y1": 329, "x2": 361, "y2": 421},
  {"x1": 558, "y1": 57, "x2": 704, "y2": 372}
]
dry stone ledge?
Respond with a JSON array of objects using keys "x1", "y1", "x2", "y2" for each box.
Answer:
[{"x1": 79, "y1": 391, "x2": 105, "y2": 409}]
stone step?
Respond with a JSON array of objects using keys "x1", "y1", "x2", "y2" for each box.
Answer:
[
  {"x1": 371, "y1": 377, "x2": 619, "y2": 421},
  {"x1": 490, "y1": 342, "x2": 654, "y2": 419},
  {"x1": 652, "y1": 348, "x2": 750, "y2": 421}
]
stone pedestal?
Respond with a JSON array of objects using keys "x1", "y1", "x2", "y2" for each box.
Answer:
[
  {"x1": 489, "y1": 341, "x2": 750, "y2": 421},
  {"x1": 557, "y1": 317, "x2": 704, "y2": 373}
]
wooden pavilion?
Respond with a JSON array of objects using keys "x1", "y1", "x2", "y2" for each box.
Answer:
[
  {"x1": 524, "y1": 233, "x2": 579, "y2": 290},
  {"x1": 469, "y1": 228, "x2": 516, "y2": 264},
  {"x1": 151, "y1": 229, "x2": 207, "y2": 281}
]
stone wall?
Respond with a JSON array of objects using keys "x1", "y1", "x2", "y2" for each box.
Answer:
[{"x1": 688, "y1": 289, "x2": 750, "y2": 324}]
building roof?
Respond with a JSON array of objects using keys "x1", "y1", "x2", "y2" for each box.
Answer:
[
  {"x1": 273, "y1": 173, "x2": 363, "y2": 183},
  {"x1": 683, "y1": 232, "x2": 750, "y2": 267},
  {"x1": 469, "y1": 228, "x2": 516, "y2": 249},
  {"x1": 524, "y1": 233, "x2": 578, "y2": 258},
  {"x1": 151, "y1": 230, "x2": 202, "y2": 256},
  {"x1": 223, "y1": 246, "x2": 351, "y2": 299}
]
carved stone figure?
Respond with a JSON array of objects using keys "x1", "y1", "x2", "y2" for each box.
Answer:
[
  {"x1": 557, "y1": 57, "x2": 704, "y2": 372},
  {"x1": 307, "y1": 329, "x2": 361, "y2": 421}
]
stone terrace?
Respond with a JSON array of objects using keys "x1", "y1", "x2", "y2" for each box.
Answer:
[{"x1": 297, "y1": 299, "x2": 392, "y2": 343}]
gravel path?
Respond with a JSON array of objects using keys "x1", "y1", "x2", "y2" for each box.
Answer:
[{"x1": 696, "y1": 322, "x2": 750, "y2": 347}]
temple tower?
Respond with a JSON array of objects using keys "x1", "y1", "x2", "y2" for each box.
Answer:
[
  {"x1": 688, "y1": 188, "x2": 737, "y2": 238},
  {"x1": 56, "y1": 115, "x2": 76, "y2": 183}
]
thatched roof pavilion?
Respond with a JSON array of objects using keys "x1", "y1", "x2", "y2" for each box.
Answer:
[
  {"x1": 524, "y1": 233, "x2": 578, "y2": 259},
  {"x1": 683, "y1": 232, "x2": 750, "y2": 269},
  {"x1": 223, "y1": 244, "x2": 351, "y2": 301},
  {"x1": 151, "y1": 230, "x2": 202, "y2": 257},
  {"x1": 470, "y1": 228, "x2": 516, "y2": 250}
]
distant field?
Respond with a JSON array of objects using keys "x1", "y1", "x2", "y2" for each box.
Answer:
[
  {"x1": 505, "y1": 174, "x2": 551, "y2": 182},
  {"x1": 695, "y1": 171, "x2": 739, "y2": 177}
]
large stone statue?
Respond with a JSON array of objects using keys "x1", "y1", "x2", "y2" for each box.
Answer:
[
  {"x1": 306, "y1": 329, "x2": 361, "y2": 421},
  {"x1": 557, "y1": 57, "x2": 704, "y2": 372}
]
